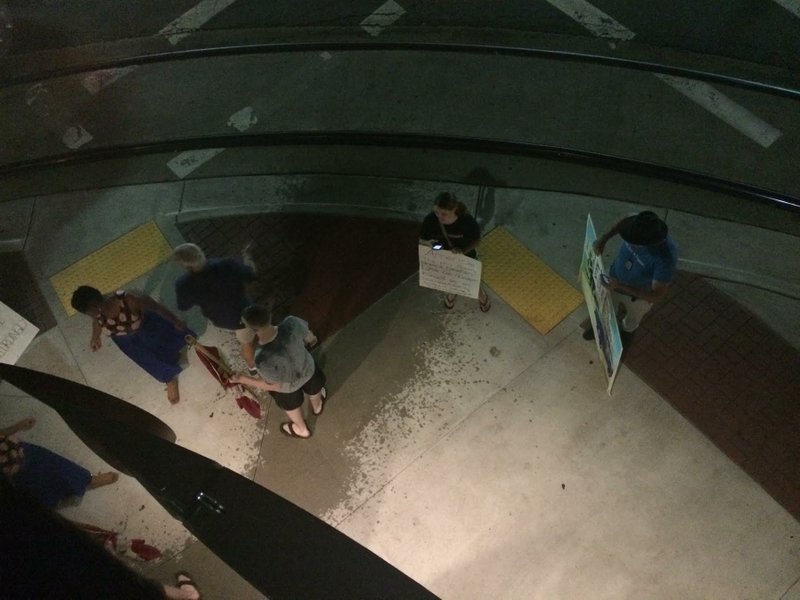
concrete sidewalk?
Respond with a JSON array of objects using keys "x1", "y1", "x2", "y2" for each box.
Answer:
[{"x1": 1, "y1": 185, "x2": 799, "y2": 599}]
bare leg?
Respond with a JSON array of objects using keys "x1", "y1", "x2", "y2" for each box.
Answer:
[
  {"x1": 283, "y1": 407, "x2": 311, "y2": 438},
  {"x1": 88, "y1": 472, "x2": 119, "y2": 489},
  {"x1": 307, "y1": 389, "x2": 325, "y2": 416},
  {"x1": 166, "y1": 378, "x2": 180, "y2": 404}
]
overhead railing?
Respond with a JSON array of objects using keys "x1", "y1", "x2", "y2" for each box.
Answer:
[
  {"x1": 3, "y1": 41, "x2": 800, "y2": 100},
  {"x1": 1, "y1": 131, "x2": 798, "y2": 215}
]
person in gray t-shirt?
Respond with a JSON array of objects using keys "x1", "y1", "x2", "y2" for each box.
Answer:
[{"x1": 230, "y1": 304, "x2": 327, "y2": 439}]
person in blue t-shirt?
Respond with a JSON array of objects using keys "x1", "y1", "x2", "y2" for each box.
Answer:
[
  {"x1": 173, "y1": 243, "x2": 259, "y2": 374},
  {"x1": 582, "y1": 211, "x2": 678, "y2": 342}
]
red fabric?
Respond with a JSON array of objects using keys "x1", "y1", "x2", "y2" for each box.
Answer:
[
  {"x1": 195, "y1": 345, "x2": 234, "y2": 388},
  {"x1": 236, "y1": 395, "x2": 262, "y2": 419},
  {"x1": 130, "y1": 538, "x2": 162, "y2": 561}
]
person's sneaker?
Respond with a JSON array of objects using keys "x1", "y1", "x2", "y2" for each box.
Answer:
[{"x1": 582, "y1": 328, "x2": 595, "y2": 341}]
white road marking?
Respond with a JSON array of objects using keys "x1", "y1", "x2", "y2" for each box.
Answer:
[
  {"x1": 320, "y1": 51, "x2": 333, "y2": 61},
  {"x1": 227, "y1": 106, "x2": 258, "y2": 132},
  {"x1": 544, "y1": 0, "x2": 782, "y2": 147},
  {"x1": 543, "y1": 0, "x2": 635, "y2": 40},
  {"x1": 361, "y1": 0, "x2": 406, "y2": 37},
  {"x1": 81, "y1": 66, "x2": 139, "y2": 95},
  {"x1": 62, "y1": 126, "x2": 94, "y2": 149},
  {"x1": 771, "y1": 0, "x2": 800, "y2": 18},
  {"x1": 166, "y1": 148, "x2": 226, "y2": 178},
  {"x1": 166, "y1": 106, "x2": 258, "y2": 176},
  {"x1": 159, "y1": 0, "x2": 239, "y2": 45},
  {"x1": 656, "y1": 75, "x2": 782, "y2": 147}
]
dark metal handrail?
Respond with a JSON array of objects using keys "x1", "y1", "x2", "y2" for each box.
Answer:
[
  {"x1": 3, "y1": 41, "x2": 799, "y2": 100},
  {"x1": 2, "y1": 131, "x2": 798, "y2": 213}
]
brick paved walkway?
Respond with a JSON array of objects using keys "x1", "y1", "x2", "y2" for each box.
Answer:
[
  {"x1": 624, "y1": 272, "x2": 800, "y2": 521},
  {"x1": 177, "y1": 213, "x2": 421, "y2": 342}
]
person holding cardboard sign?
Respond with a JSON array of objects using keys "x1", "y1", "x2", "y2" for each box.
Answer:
[{"x1": 419, "y1": 192, "x2": 491, "y2": 312}]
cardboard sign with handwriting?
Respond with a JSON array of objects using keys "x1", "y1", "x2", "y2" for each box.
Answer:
[
  {"x1": 0, "y1": 301, "x2": 39, "y2": 365},
  {"x1": 418, "y1": 245, "x2": 482, "y2": 299}
]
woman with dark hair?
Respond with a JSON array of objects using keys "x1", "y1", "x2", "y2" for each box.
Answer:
[
  {"x1": 70, "y1": 286, "x2": 193, "y2": 404},
  {"x1": 419, "y1": 191, "x2": 491, "y2": 311}
]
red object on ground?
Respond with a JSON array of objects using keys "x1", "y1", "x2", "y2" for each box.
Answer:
[
  {"x1": 236, "y1": 395, "x2": 262, "y2": 419},
  {"x1": 194, "y1": 343, "x2": 235, "y2": 389},
  {"x1": 130, "y1": 538, "x2": 162, "y2": 561},
  {"x1": 190, "y1": 338, "x2": 263, "y2": 419}
]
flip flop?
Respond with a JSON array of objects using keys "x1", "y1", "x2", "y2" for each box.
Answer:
[
  {"x1": 444, "y1": 294, "x2": 456, "y2": 309},
  {"x1": 311, "y1": 387, "x2": 328, "y2": 417},
  {"x1": 176, "y1": 571, "x2": 201, "y2": 600},
  {"x1": 280, "y1": 422, "x2": 312, "y2": 439},
  {"x1": 479, "y1": 296, "x2": 492, "y2": 313}
]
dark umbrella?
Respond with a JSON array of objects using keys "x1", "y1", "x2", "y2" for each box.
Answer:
[{"x1": 0, "y1": 364, "x2": 439, "y2": 600}]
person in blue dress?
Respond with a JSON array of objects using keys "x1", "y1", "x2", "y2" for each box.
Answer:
[
  {"x1": 0, "y1": 417, "x2": 118, "y2": 508},
  {"x1": 71, "y1": 286, "x2": 194, "y2": 404}
]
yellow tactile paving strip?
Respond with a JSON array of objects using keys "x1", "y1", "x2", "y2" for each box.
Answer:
[
  {"x1": 482, "y1": 227, "x2": 582, "y2": 335},
  {"x1": 51, "y1": 222, "x2": 173, "y2": 315}
]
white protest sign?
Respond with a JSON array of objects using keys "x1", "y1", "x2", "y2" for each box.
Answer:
[
  {"x1": 418, "y1": 244, "x2": 482, "y2": 299},
  {"x1": 0, "y1": 301, "x2": 39, "y2": 365},
  {"x1": 579, "y1": 215, "x2": 623, "y2": 394}
]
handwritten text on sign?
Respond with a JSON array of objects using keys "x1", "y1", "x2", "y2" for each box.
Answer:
[
  {"x1": 418, "y1": 245, "x2": 482, "y2": 299},
  {"x1": 0, "y1": 301, "x2": 39, "y2": 365}
]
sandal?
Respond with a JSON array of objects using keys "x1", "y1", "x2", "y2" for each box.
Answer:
[
  {"x1": 176, "y1": 571, "x2": 201, "y2": 600},
  {"x1": 444, "y1": 294, "x2": 456, "y2": 309},
  {"x1": 280, "y1": 422, "x2": 312, "y2": 439},
  {"x1": 479, "y1": 296, "x2": 492, "y2": 313}
]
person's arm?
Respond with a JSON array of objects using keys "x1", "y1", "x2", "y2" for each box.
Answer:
[
  {"x1": 127, "y1": 291, "x2": 187, "y2": 330},
  {"x1": 303, "y1": 329, "x2": 318, "y2": 349},
  {"x1": 242, "y1": 241, "x2": 257, "y2": 274},
  {"x1": 90, "y1": 318, "x2": 103, "y2": 351},
  {"x1": 604, "y1": 277, "x2": 670, "y2": 303},
  {"x1": 173, "y1": 278, "x2": 193, "y2": 312},
  {"x1": 455, "y1": 231, "x2": 480, "y2": 255},
  {"x1": 449, "y1": 215, "x2": 481, "y2": 255},
  {"x1": 419, "y1": 214, "x2": 440, "y2": 246},
  {"x1": 0, "y1": 417, "x2": 35, "y2": 437},
  {"x1": 593, "y1": 219, "x2": 624, "y2": 255},
  {"x1": 229, "y1": 373, "x2": 282, "y2": 392}
]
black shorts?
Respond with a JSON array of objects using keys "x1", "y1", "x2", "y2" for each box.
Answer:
[{"x1": 270, "y1": 363, "x2": 326, "y2": 411}]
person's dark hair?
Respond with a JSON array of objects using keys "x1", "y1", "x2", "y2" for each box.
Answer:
[
  {"x1": 435, "y1": 192, "x2": 468, "y2": 216},
  {"x1": 71, "y1": 286, "x2": 103, "y2": 314},
  {"x1": 242, "y1": 304, "x2": 272, "y2": 329}
]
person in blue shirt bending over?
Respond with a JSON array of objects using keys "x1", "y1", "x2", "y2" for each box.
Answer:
[
  {"x1": 173, "y1": 243, "x2": 259, "y2": 375},
  {"x1": 582, "y1": 211, "x2": 678, "y2": 345}
]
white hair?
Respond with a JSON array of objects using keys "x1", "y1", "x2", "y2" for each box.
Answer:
[{"x1": 173, "y1": 243, "x2": 207, "y2": 270}]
